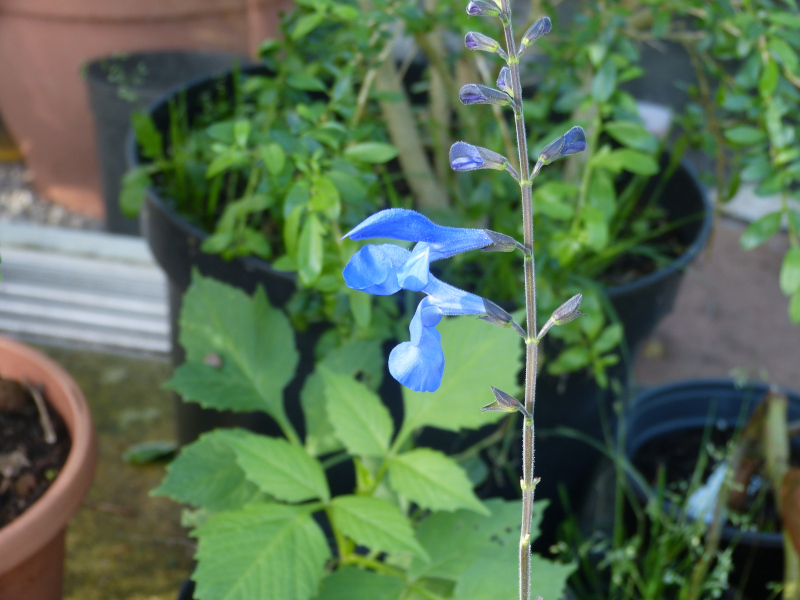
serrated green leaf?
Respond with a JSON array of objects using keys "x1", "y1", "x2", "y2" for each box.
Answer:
[
  {"x1": 344, "y1": 142, "x2": 398, "y2": 163},
  {"x1": 780, "y1": 246, "x2": 800, "y2": 295},
  {"x1": 298, "y1": 213, "x2": 324, "y2": 286},
  {"x1": 401, "y1": 315, "x2": 523, "y2": 433},
  {"x1": 319, "y1": 369, "x2": 393, "y2": 457},
  {"x1": 166, "y1": 274, "x2": 298, "y2": 431},
  {"x1": 452, "y1": 552, "x2": 575, "y2": 600},
  {"x1": 603, "y1": 121, "x2": 657, "y2": 153},
  {"x1": 193, "y1": 503, "x2": 329, "y2": 600},
  {"x1": 262, "y1": 142, "x2": 286, "y2": 176},
  {"x1": 388, "y1": 449, "x2": 487, "y2": 514},
  {"x1": 228, "y1": 430, "x2": 329, "y2": 502},
  {"x1": 740, "y1": 212, "x2": 782, "y2": 250},
  {"x1": 409, "y1": 499, "x2": 545, "y2": 581},
  {"x1": 302, "y1": 340, "x2": 385, "y2": 456},
  {"x1": 330, "y1": 496, "x2": 428, "y2": 560},
  {"x1": 152, "y1": 429, "x2": 260, "y2": 511},
  {"x1": 315, "y1": 567, "x2": 404, "y2": 600}
]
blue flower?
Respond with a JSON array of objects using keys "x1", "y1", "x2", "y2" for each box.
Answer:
[
  {"x1": 538, "y1": 126, "x2": 586, "y2": 164},
  {"x1": 342, "y1": 209, "x2": 493, "y2": 392}
]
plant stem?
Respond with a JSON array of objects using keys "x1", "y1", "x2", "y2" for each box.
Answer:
[{"x1": 498, "y1": 5, "x2": 539, "y2": 600}]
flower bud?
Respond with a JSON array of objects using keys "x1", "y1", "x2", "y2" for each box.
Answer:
[
  {"x1": 551, "y1": 293, "x2": 585, "y2": 324},
  {"x1": 520, "y1": 16, "x2": 552, "y2": 49},
  {"x1": 479, "y1": 299, "x2": 527, "y2": 338},
  {"x1": 459, "y1": 83, "x2": 512, "y2": 107},
  {"x1": 465, "y1": 31, "x2": 500, "y2": 53},
  {"x1": 496, "y1": 66, "x2": 513, "y2": 96},
  {"x1": 538, "y1": 126, "x2": 586, "y2": 165},
  {"x1": 482, "y1": 386, "x2": 531, "y2": 418},
  {"x1": 449, "y1": 141, "x2": 509, "y2": 172},
  {"x1": 482, "y1": 230, "x2": 521, "y2": 253},
  {"x1": 466, "y1": 0, "x2": 501, "y2": 17}
]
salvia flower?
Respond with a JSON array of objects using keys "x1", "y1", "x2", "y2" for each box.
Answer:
[
  {"x1": 465, "y1": 31, "x2": 500, "y2": 53},
  {"x1": 449, "y1": 141, "x2": 509, "y2": 172},
  {"x1": 466, "y1": 0, "x2": 500, "y2": 17},
  {"x1": 342, "y1": 209, "x2": 500, "y2": 392},
  {"x1": 519, "y1": 16, "x2": 552, "y2": 50},
  {"x1": 538, "y1": 126, "x2": 586, "y2": 165},
  {"x1": 496, "y1": 66, "x2": 513, "y2": 96},
  {"x1": 459, "y1": 83, "x2": 512, "y2": 107}
]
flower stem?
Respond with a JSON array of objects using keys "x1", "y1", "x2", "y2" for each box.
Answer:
[{"x1": 498, "y1": 5, "x2": 539, "y2": 600}]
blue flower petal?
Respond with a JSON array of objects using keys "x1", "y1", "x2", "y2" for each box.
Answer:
[
  {"x1": 389, "y1": 327, "x2": 444, "y2": 392},
  {"x1": 424, "y1": 276, "x2": 487, "y2": 316},
  {"x1": 449, "y1": 142, "x2": 484, "y2": 171},
  {"x1": 397, "y1": 244, "x2": 432, "y2": 291},
  {"x1": 342, "y1": 244, "x2": 411, "y2": 295},
  {"x1": 342, "y1": 209, "x2": 493, "y2": 261}
]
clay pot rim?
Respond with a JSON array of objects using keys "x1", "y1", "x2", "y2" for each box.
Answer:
[{"x1": 0, "y1": 336, "x2": 97, "y2": 574}]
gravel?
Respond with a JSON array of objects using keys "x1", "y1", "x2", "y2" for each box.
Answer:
[{"x1": 0, "y1": 163, "x2": 102, "y2": 230}]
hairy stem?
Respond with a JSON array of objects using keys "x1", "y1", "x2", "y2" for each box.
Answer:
[{"x1": 498, "y1": 4, "x2": 539, "y2": 600}]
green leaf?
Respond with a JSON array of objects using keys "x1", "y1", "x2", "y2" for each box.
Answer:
[
  {"x1": 131, "y1": 111, "x2": 163, "y2": 160},
  {"x1": 593, "y1": 323, "x2": 623, "y2": 354},
  {"x1": 592, "y1": 59, "x2": 617, "y2": 103},
  {"x1": 548, "y1": 346, "x2": 591, "y2": 375},
  {"x1": 452, "y1": 552, "x2": 575, "y2": 600},
  {"x1": 769, "y1": 37, "x2": 799, "y2": 74},
  {"x1": 327, "y1": 170, "x2": 368, "y2": 204},
  {"x1": 329, "y1": 495, "x2": 428, "y2": 560},
  {"x1": 151, "y1": 429, "x2": 260, "y2": 511},
  {"x1": 320, "y1": 368, "x2": 393, "y2": 457},
  {"x1": 262, "y1": 143, "x2": 286, "y2": 176},
  {"x1": 759, "y1": 57, "x2": 780, "y2": 98},
  {"x1": 298, "y1": 213, "x2": 324, "y2": 286},
  {"x1": 193, "y1": 503, "x2": 329, "y2": 600},
  {"x1": 603, "y1": 121, "x2": 657, "y2": 153},
  {"x1": 790, "y1": 290, "x2": 800, "y2": 323},
  {"x1": 409, "y1": 499, "x2": 544, "y2": 580},
  {"x1": 740, "y1": 212, "x2": 782, "y2": 250},
  {"x1": 401, "y1": 315, "x2": 523, "y2": 433},
  {"x1": 780, "y1": 246, "x2": 800, "y2": 295},
  {"x1": 124, "y1": 440, "x2": 177, "y2": 464},
  {"x1": 388, "y1": 449, "x2": 488, "y2": 515},
  {"x1": 166, "y1": 274, "x2": 298, "y2": 431},
  {"x1": 119, "y1": 166, "x2": 150, "y2": 217},
  {"x1": 613, "y1": 149, "x2": 659, "y2": 175},
  {"x1": 310, "y1": 175, "x2": 341, "y2": 220},
  {"x1": 532, "y1": 181, "x2": 577, "y2": 220},
  {"x1": 344, "y1": 142, "x2": 398, "y2": 164},
  {"x1": 206, "y1": 151, "x2": 245, "y2": 178},
  {"x1": 233, "y1": 120, "x2": 251, "y2": 148},
  {"x1": 315, "y1": 567, "x2": 404, "y2": 600},
  {"x1": 291, "y1": 13, "x2": 325, "y2": 40},
  {"x1": 579, "y1": 205, "x2": 609, "y2": 251},
  {"x1": 287, "y1": 74, "x2": 328, "y2": 92},
  {"x1": 588, "y1": 170, "x2": 616, "y2": 220},
  {"x1": 284, "y1": 205, "x2": 304, "y2": 257},
  {"x1": 724, "y1": 126, "x2": 767, "y2": 146},
  {"x1": 302, "y1": 340, "x2": 385, "y2": 456},
  {"x1": 769, "y1": 12, "x2": 800, "y2": 28},
  {"x1": 228, "y1": 430, "x2": 329, "y2": 502},
  {"x1": 350, "y1": 290, "x2": 371, "y2": 329}
]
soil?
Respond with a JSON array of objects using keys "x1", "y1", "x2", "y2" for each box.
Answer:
[{"x1": 0, "y1": 376, "x2": 71, "y2": 528}]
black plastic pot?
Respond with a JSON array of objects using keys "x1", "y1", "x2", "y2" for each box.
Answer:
[
  {"x1": 86, "y1": 51, "x2": 245, "y2": 235},
  {"x1": 625, "y1": 379, "x2": 800, "y2": 599}
]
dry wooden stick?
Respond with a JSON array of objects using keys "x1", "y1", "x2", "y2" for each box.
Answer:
[{"x1": 23, "y1": 379, "x2": 56, "y2": 444}]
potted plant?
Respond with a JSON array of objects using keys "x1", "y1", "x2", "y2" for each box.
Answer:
[
  {"x1": 0, "y1": 336, "x2": 97, "y2": 600},
  {"x1": 624, "y1": 379, "x2": 800, "y2": 599}
]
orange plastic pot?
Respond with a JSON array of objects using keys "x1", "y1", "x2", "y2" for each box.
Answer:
[
  {"x1": 0, "y1": 0, "x2": 292, "y2": 217},
  {"x1": 0, "y1": 336, "x2": 97, "y2": 600}
]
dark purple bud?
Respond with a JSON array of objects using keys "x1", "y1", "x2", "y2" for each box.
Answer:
[
  {"x1": 459, "y1": 83, "x2": 512, "y2": 107},
  {"x1": 479, "y1": 299, "x2": 527, "y2": 338},
  {"x1": 450, "y1": 141, "x2": 509, "y2": 172},
  {"x1": 466, "y1": 0, "x2": 501, "y2": 16},
  {"x1": 496, "y1": 66, "x2": 513, "y2": 96},
  {"x1": 538, "y1": 126, "x2": 586, "y2": 165},
  {"x1": 482, "y1": 386, "x2": 531, "y2": 418},
  {"x1": 520, "y1": 16, "x2": 552, "y2": 49},
  {"x1": 465, "y1": 31, "x2": 501, "y2": 52},
  {"x1": 551, "y1": 293, "x2": 585, "y2": 324}
]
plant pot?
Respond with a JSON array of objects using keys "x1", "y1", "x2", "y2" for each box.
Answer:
[
  {"x1": 624, "y1": 379, "x2": 800, "y2": 599},
  {"x1": 86, "y1": 50, "x2": 247, "y2": 235},
  {"x1": 0, "y1": 0, "x2": 292, "y2": 217},
  {"x1": 0, "y1": 336, "x2": 97, "y2": 600}
]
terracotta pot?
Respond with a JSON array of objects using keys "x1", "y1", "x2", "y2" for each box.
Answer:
[
  {"x1": 0, "y1": 0, "x2": 293, "y2": 217},
  {"x1": 0, "y1": 336, "x2": 97, "y2": 600}
]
